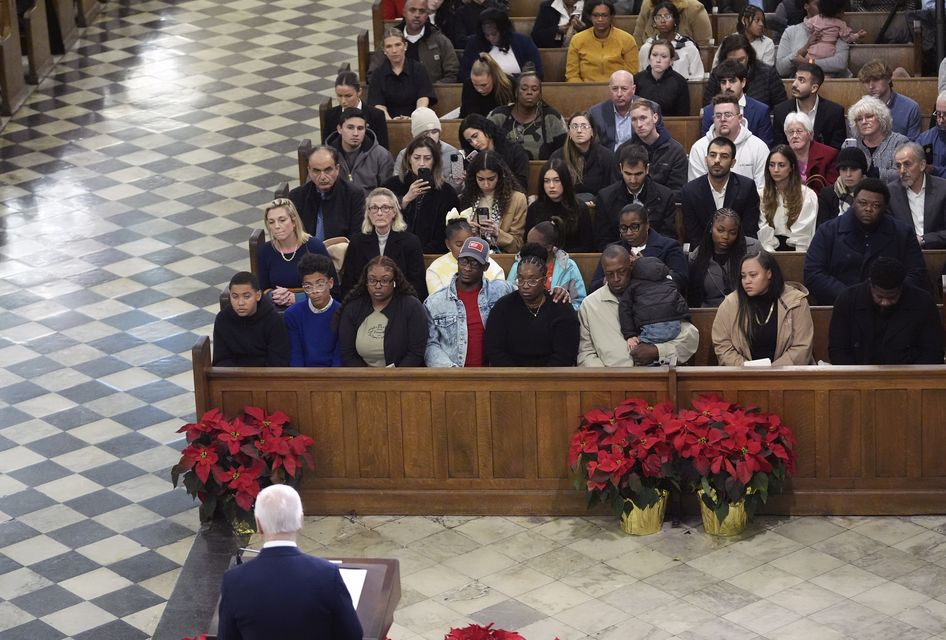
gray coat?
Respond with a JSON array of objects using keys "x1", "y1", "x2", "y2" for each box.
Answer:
[{"x1": 325, "y1": 129, "x2": 394, "y2": 195}]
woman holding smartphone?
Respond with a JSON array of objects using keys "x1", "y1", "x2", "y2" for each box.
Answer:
[
  {"x1": 384, "y1": 136, "x2": 459, "y2": 253},
  {"x1": 459, "y1": 152, "x2": 527, "y2": 254}
]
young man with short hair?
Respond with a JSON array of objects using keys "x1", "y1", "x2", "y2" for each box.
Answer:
[
  {"x1": 325, "y1": 108, "x2": 394, "y2": 194},
  {"x1": 212, "y1": 272, "x2": 290, "y2": 367},
  {"x1": 283, "y1": 254, "x2": 342, "y2": 367},
  {"x1": 688, "y1": 94, "x2": 769, "y2": 188},
  {"x1": 773, "y1": 63, "x2": 846, "y2": 149},
  {"x1": 858, "y1": 59, "x2": 921, "y2": 140},
  {"x1": 699, "y1": 60, "x2": 773, "y2": 146},
  {"x1": 616, "y1": 98, "x2": 687, "y2": 193}
]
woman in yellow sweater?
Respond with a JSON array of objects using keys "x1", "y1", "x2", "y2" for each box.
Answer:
[{"x1": 565, "y1": 0, "x2": 638, "y2": 82}]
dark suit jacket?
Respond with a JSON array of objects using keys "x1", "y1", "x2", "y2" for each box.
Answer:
[
  {"x1": 803, "y1": 212, "x2": 929, "y2": 305},
  {"x1": 679, "y1": 173, "x2": 761, "y2": 245},
  {"x1": 589, "y1": 100, "x2": 620, "y2": 151},
  {"x1": 887, "y1": 175, "x2": 946, "y2": 249},
  {"x1": 340, "y1": 230, "x2": 428, "y2": 299},
  {"x1": 772, "y1": 97, "x2": 846, "y2": 149},
  {"x1": 288, "y1": 179, "x2": 366, "y2": 241},
  {"x1": 324, "y1": 104, "x2": 389, "y2": 150},
  {"x1": 828, "y1": 281, "x2": 944, "y2": 365},
  {"x1": 593, "y1": 176, "x2": 677, "y2": 249},
  {"x1": 217, "y1": 546, "x2": 362, "y2": 640}
]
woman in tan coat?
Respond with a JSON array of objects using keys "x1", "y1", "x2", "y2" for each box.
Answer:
[{"x1": 712, "y1": 251, "x2": 814, "y2": 366}]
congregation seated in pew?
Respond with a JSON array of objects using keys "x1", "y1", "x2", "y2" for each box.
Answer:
[
  {"x1": 699, "y1": 59, "x2": 774, "y2": 147},
  {"x1": 781, "y1": 111, "x2": 838, "y2": 195},
  {"x1": 756, "y1": 144, "x2": 819, "y2": 253},
  {"x1": 325, "y1": 71, "x2": 390, "y2": 151},
  {"x1": 772, "y1": 63, "x2": 847, "y2": 149},
  {"x1": 508, "y1": 221, "x2": 587, "y2": 309},
  {"x1": 460, "y1": 53, "x2": 514, "y2": 118},
  {"x1": 368, "y1": 0, "x2": 459, "y2": 84},
  {"x1": 816, "y1": 146, "x2": 866, "y2": 226},
  {"x1": 459, "y1": 151, "x2": 528, "y2": 254},
  {"x1": 703, "y1": 34, "x2": 787, "y2": 108},
  {"x1": 459, "y1": 8, "x2": 543, "y2": 80},
  {"x1": 588, "y1": 70, "x2": 637, "y2": 151},
  {"x1": 459, "y1": 113, "x2": 530, "y2": 190},
  {"x1": 391, "y1": 107, "x2": 464, "y2": 191},
  {"x1": 847, "y1": 96, "x2": 910, "y2": 182},
  {"x1": 688, "y1": 94, "x2": 769, "y2": 189},
  {"x1": 915, "y1": 91, "x2": 946, "y2": 178},
  {"x1": 634, "y1": 37, "x2": 691, "y2": 116}
]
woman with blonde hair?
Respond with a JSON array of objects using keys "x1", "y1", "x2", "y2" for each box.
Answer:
[
  {"x1": 340, "y1": 188, "x2": 427, "y2": 298},
  {"x1": 257, "y1": 198, "x2": 337, "y2": 308},
  {"x1": 460, "y1": 53, "x2": 514, "y2": 118},
  {"x1": 756, "y1": 145, "x2": 818, "y2": 253},
  {"x1": 549, "y1": 111, "x2": 618, "y2": 200}
]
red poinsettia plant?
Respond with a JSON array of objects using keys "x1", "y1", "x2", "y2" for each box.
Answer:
[
  {"x1": 444, "y1": 623, "x2": 527, "y2": 640},
  {"x1": 568, "y1": 397, "x2": 679, "y2": 516},
  {"x1": 171, "y1": 407, "x2": 315, "y2": 531},
  {"x1": 669, "y1": 395, "x2": 797, "y2": 523}
]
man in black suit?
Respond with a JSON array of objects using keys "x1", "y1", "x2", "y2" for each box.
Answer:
[
  {"x1": 217, "y1": 485, "x2": 363, "y2": 640},
  {"x1": 887, "y1": 142, "x2": 946, "y2": 249},
  {"x1": 679, "y1": 137, "x2": 761, "y2": 246},
  {"x1": 288, "y1": 146, "x2": 366, "y2": 241},
  {"x1": 593, "y1": 143, "x2": 676, "y2": 249},
  {"x1": 772, "y1": 63, "x2": 846, "y2": 149}
]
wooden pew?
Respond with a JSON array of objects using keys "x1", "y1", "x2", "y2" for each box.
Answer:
[
  {"x1": 429, "y1": 77, "x2": 940, "y2": 120},
  {"x1": 20, "y1": 0, "x2": 53, "y2": 84},
  {"x1": 192, "y1": 336, "x2": 946, "y2": 517},
  {"x1": 75, "y1": 0, "x2": 100, "y2": 27},
  {"x1": 0, "y1": 0, "x2": 28, "y2": 115},
  {"x1": 46, "y1": 0, "x2": 77, "y2": 53}
]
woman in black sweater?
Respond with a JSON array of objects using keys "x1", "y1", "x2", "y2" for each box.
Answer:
[
  {"x1": 549, "y1": 112, "x2": 619, "y2": 200},
  {"x1": 460, "y1": 53, "x2": 515, "y2": 118},
  {"x1": 524, "y1": 158, "x2": 594, "y2": 252},
  {"x1": 340, "y1": 187, "x2": 427, "y2": 299},
  {"x1": 383, "y1": 136, "x2": 459, "y2": 253},
  {"x1": 484, "y1": 243, "x2": 580, "y2": 366},
  {"x1": 634, "y1": 39, "x2": 690, "y2": 117},
  {"x1": 336, "y1": 256, "x2": 428, "y2": 367}
]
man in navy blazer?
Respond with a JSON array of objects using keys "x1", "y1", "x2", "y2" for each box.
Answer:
[
  {"x1": 589, "y1": 70, "x2": 636, "y2": 151},
  {"x1": 772, "y1": 64, "x2": 847, "y2": 149},
  {"x1": 887, "y1": 142, "x2": 946, "y2": 249},
  {"x1": 679, "y1": 137, "x2": 761, "y2": 246},
  {"x1": 699, "y1": 61, "x2": 773, "y2": 147},
  {"x1": 217, "y1": 485, "x2": 362, "y2": 640},
  {"x1": 804, "y1": 178, "x2": 929, "y2": 305}
]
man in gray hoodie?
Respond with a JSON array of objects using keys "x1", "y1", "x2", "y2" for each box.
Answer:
[{"x1": 326, "y1": 108, "x2": 394, "y2": 194}]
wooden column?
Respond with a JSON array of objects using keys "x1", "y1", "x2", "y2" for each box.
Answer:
[{"x1": 0, "y1": 0, "x2": 28, "y2": 115}]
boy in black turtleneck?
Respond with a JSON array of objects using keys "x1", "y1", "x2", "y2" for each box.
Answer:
[{"x1": 213, "y1": 272, "x2": 290, "y2": 367}]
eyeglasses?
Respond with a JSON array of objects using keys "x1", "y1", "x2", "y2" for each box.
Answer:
[
  {"x1": 653, "y1": 13, "x2": 673, "y2": 21},
  {"x1": 367, "y1": 277, "x2": 395, "y2": 287},
  {"x1": 516, "y1": 277, "x2": 544, "y2": 287},
  {"x1": 786, "y1": 129, "x2": 807, "y2": 138},
  {"x1": 368, "y1": 204, "x2": 395, "y2": 213},
  {"x1": 569, "y1": 123, "x2": 591, "y2": 131},
  {"x1": 302, "y1": 281, "x2": 330, "y2": 293},
  {"x1": 935, "y1": 111, "x2": 946, "y2": 120},
  {"x1": 619, "y1": 223, "x2": 643, "y2": 232},
  {"x1": 713, "y1": 112, "x2": 738, "y2": 121}
]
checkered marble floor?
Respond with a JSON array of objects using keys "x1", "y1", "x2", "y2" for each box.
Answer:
[{"x1": 1, "y1": 0, "x2": 946, "y2": 638}]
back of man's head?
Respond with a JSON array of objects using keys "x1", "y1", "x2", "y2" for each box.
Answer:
[
  {"x1": 869, "y1": 257, "x2": 906, "y2": 290},
  {"x1": 255, "y1": 484, "x2": 304, "y2": 535}
]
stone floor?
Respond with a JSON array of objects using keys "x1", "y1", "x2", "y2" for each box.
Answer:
[{"x1": 0, "y1": 0, "x2": 946, "y2": 637}]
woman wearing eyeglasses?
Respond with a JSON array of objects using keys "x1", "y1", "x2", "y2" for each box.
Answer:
[
  {"x1": 484, "y1": 242, "x2": 580, "y2": 366},
  {"x1": 549, "y1": 112, "x2": 619, "y2": 201},
  {"x1": 336, "y1": 256, "x2": 429, "y2": 367},
  {"x1": 340, "y1": 188, "x2": 427, "y2": 299},
  {"x1": 257, "y1": 198, "x2": 338, "y2": 309}
]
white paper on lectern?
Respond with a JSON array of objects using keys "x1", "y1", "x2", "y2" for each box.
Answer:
[{"x1": 340, "y1": 568, "x2": 367, "y2": 609}]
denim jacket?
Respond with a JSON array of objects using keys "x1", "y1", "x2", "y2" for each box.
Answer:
[{"x1": 424, "y1": 275, "x2": 516, "y2": 367}]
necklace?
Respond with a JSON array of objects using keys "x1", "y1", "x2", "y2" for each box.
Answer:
[
  {"x1": 274, "y1": 241, "x2": 299, "y2": 262},
  {"x1": 754, "y1": 302, "x2": 775, "y2": 325},
  {"x1": 526, "y1": 297, "x2": 545, "y2": 317}
]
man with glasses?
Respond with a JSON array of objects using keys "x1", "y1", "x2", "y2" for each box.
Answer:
[
  {"x1": 699, "y1": 60, "x2": 773, "y2": 147},
  {"x1": 688, "y1": 94, "x2": 768, "y2": 188},
  {"x1": 773, "y1": 63, "x2": 846, "y2": 149},
  {"x1": 424, "y1": 236, "x2": 515, "y2": 367},
  {"x1": 914, "y1": 91, "x2": 946, "y2": 178},
  {"x1": 283, "y1": 254, "x2": 342, "y2": 367},
  {"x1": 289, "y1": 146, "x2": 366, "y2": 241},
  {"x1": 565, "y1": 0, "x2": 639, "y2": 82},
  {"x1": 594, "y1": 143, "x2": 675, "y2": 248},
  {"x1": 579, "y1": 244, "x2": 698, "y2": 367},
  {"x1": 886, "y1": 142, "x2": 946, "y2": 249},
  {"x1": 804, "y1": 178, "x2": 929, "y2": 305}
]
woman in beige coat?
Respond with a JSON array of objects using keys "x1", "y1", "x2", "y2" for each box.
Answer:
[{"x1": 712, "y1": 250, "x2": 814, "y2": 366}]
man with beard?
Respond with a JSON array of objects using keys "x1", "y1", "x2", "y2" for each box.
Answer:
[
  {"x1": 886, "y1": 142, "x2": 946, "y2": 249},
  {"x1": 828, "y1": 257, "x2": 944, "y2": 365},
  {"x1": 772, "y1": 63, "x2": 846, "y2": 149},
  {"x1": 804, "y1": 178, "x2": 928, "y2": 305},
  {"x1": 578, "y1": 244, "x2": 698, "y2": 366},
  {"x1": 914, "y1": 91, "x2": 946, "y2": 178},
  {"x1": 688, "y1": 95, "x2": 768, "y2": 188},
  {"x1": 679, "y1": 137, "x2": 760, "y2": 245}
]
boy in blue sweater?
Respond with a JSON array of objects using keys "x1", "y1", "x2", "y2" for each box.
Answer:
[{"x1": 283, "y1": 254, "x2": 342, "y2": 367}]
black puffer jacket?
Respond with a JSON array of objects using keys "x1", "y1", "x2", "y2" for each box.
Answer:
[{"x1": 618, "y1": 257, "x2": 689, "y2": 338}]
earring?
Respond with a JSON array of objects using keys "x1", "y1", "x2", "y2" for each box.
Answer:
[{"x1": 393, "y1": 281, "x2": 397, "y2": 287}]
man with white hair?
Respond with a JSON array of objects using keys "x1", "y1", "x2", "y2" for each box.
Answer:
[{"x1": 217, "y1": 485, "x2": 362, "y2": 640}]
